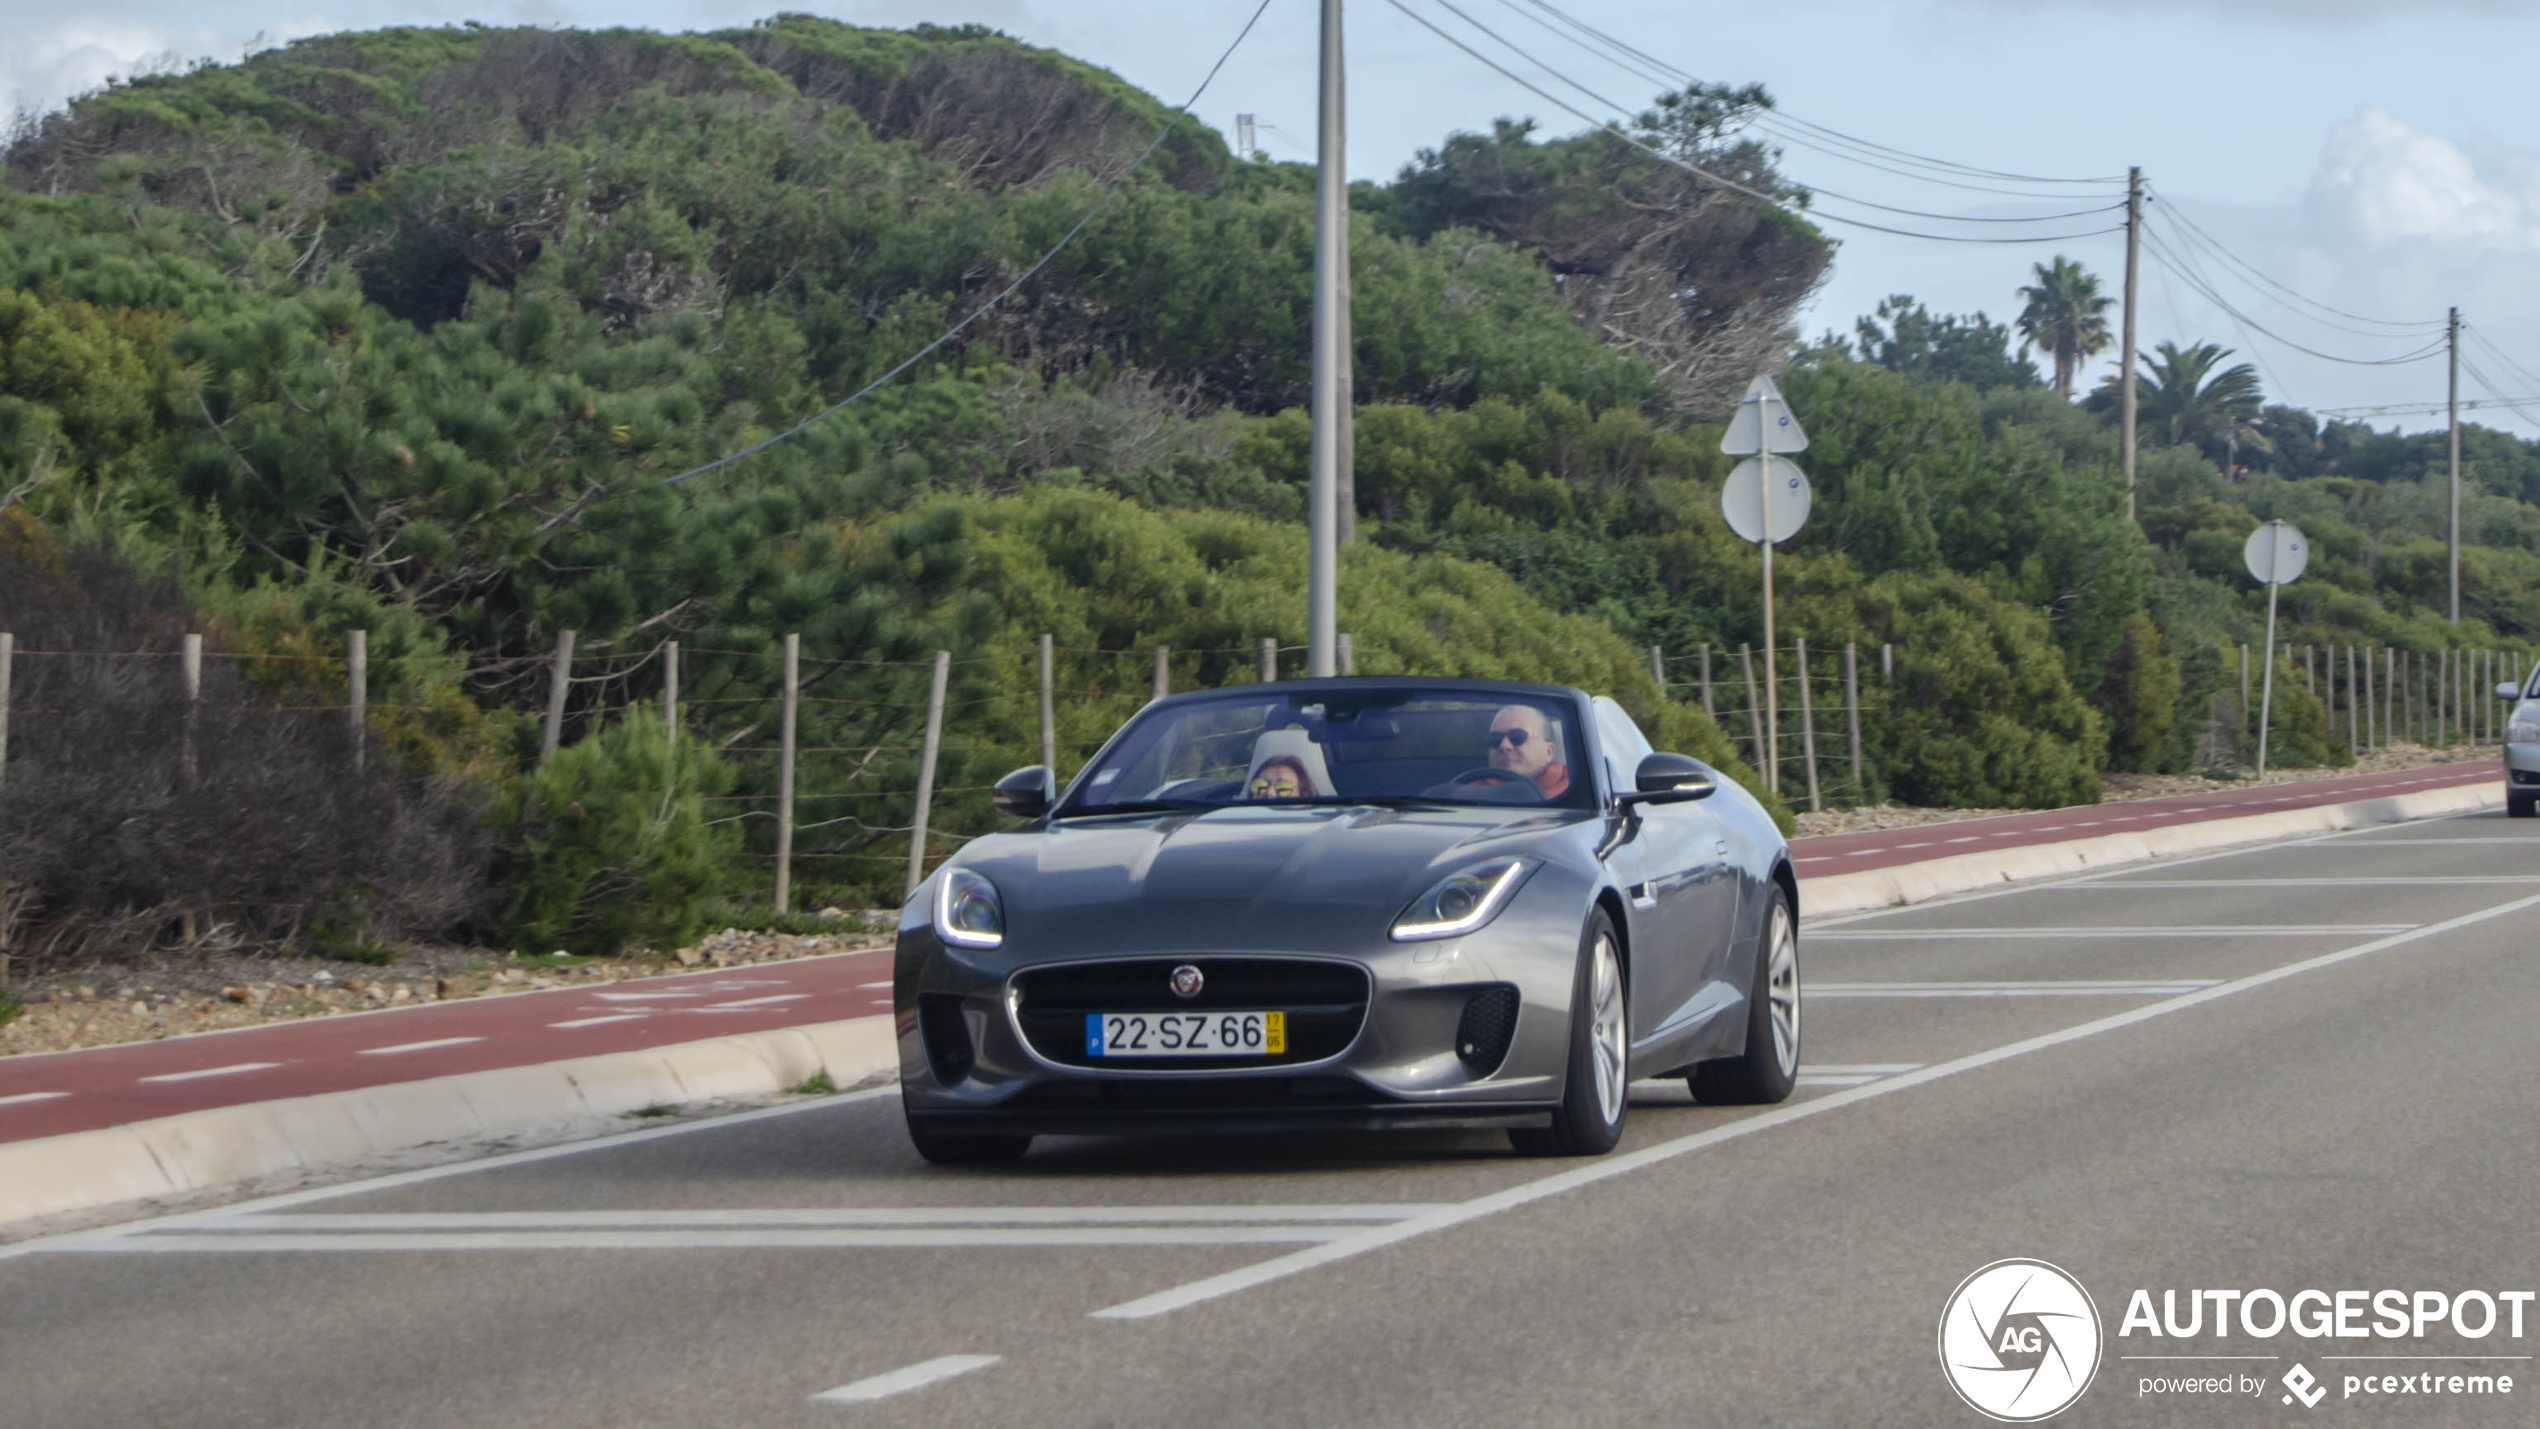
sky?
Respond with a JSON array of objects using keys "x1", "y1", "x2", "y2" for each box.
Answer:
[{"x1": 8, "y1": 0, "x2": 2540, "y2": 433}]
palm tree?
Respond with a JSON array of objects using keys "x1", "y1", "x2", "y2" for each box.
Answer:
[
  {"x1": 2015, "y1": 257, "x2": 2115, "y2": 399},
  {"x1": 2135, "y1": 340, "x2": 2270, "y2": 472}
]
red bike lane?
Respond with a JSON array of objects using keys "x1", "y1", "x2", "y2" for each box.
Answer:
[{"x1": 0, "y1": 759, "x2": 2498, "y2": 1149}]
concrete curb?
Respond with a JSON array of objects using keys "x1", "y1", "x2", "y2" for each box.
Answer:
[
  {"x1": 1797, "y1": 779, "x2": 2504, "y2": 920},
  {"x1": 0, "y1": 1015, "x2": 897, "y2": 1230}
]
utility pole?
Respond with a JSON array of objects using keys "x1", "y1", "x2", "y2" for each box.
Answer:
[
  {"x1": 1306, "y1": 0, "x2": 1344, "y2": 676},
  {"x1": 2448, "y1": 305, "x2": 2462, "y2": 624},
  {"x1": 2121, "y1": 166, "x2": 2142, "y2": 524}
]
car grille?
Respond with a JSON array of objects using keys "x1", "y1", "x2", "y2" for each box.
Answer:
[
  {"x1": 1012, "y1": 957, "x2": 1370, "y2": 1070},
  {"x1": 1455, "y1": 984, "x2": 1520, "y2": 1075}
]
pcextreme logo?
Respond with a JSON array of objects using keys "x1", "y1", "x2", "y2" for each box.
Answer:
[{"x1": 1939, "y1": 1259, "x2": 2104, "y2": 1422}]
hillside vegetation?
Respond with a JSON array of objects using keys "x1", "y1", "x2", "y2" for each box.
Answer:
[{"x1": 1, "y1": 17, "x2": 2531, "y2": 965}]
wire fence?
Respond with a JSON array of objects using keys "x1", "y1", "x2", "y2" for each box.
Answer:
[{"x1": 3, "y1": 627, "x2": 2531, "y2": 916}]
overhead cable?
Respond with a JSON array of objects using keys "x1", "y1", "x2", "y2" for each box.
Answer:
[
  {"x1": 2140, "y1": 223, "x2": 2448, "y2": 368},
  {"x1": 2147, "y1": 188, "x2": 2445, "y2": 334},
  {"x1": 1507, "y1": 0, "x2": 2125, "y2": 186},
  {"x1": 2463, "y1": 325, "x2": 2540, "y2": 399},
  {"x1": 2457, "y1": 353, "x2": 2540, "y2": 432},
  {"x1": 657, "y1": 0, "x2": 1277, "y2": 488},
  {"x1": 1387, "y1": 0, "x2": 2126, "y2": 244}
]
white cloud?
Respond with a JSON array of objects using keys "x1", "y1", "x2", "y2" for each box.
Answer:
[
  {"x1": 1, "y1": 15, "x2": 329, "y2": 127},
  {"x1": 2306, "y1": 103, "x2": 2540, "y2": 251}
]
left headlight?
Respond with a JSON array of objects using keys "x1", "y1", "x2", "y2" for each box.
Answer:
[
  {"x1": 932, "y1": 866, "x2": 1005, "y2": 949},
  {"x1": 2511, "y1": 720, "x2": 2540, "y2": 745},
  {"x1": 1392, "y1": 857, "x2": 1536, "y2": 942}
]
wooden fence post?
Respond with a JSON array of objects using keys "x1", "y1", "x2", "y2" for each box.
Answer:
[
  {"x1": 1338, "y1": 632, "x2": 1355, "y2": 676},
  {"x1": 347, "y1": 630, "x2": 367, "y2": 773},
  {"x1": 1738, "y1": 643, "x2": 1766, "y2": 780},
  {"x1": 1259, "y1": 637, "x2": 1277, "y2": 683},
  {"x1": 1037, "y1": 633, "x2": 1056, "y2": 773},
  {"x1": 1881, "y1": 643, "x2": 1894, "y2": 682},
  {"x1": 540, "y1": 629, "x2": 575, "y2": 765},
  {"x1": 1794, "y1": 637, "x2": 1822, "y2": 813},
  {"x1": 1152, "y1": 645, "x2": 1170, "y2": 700},
  {"x1": 1844, "y1": 641, "x2": 1863, "y2": 799},
  {"x1": 2304, "y1": 645, "x2": 2314, "y2": 698},
  {"x1": 774, "y1": 633, "x2": 799, "y2": 914},
  {"x1": 1649, "y1": 646, "x2": 1665, "y2": 692},
  {"x1": 2345, "y1": 646, "x2": 2357, "y2": 755},
  {"x1": 905, "y1": 650, "x2": 951, "y2": 900},
  {"x1": 2364, "y1": 645, "x2": 2377, "y2": 750},
  {"x1": 0, "y1": 632, "x2": 13, "y2": 795},
  {"x1": 664, "y1": 640, "x2": 680, "y2": 746},
  {"x1": 1698, "y1": 643, "x2": 1714, "y2": 720},
  {"x1": 2238, "y1": 644, "x2": 2250, "y2": 731}
]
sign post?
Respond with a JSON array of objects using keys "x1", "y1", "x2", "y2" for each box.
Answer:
[
  {"x1": 2243, "y1": 519, "x2": 2308, "y2": 776},
  {"x1": 1721, "y1": 375, "x2": 1810, "y2": 793}
]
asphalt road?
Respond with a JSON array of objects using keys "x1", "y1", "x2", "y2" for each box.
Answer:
[{"x1": 5, "y1": 813, "x2": 2536, "y2": 1427}]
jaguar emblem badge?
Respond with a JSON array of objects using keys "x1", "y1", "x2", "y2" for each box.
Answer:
[{"x1": 1169, "y1": 964, "x2": 1204, "y2": 1000}]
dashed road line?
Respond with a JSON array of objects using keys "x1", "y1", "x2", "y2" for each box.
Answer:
[
  {"x1": 136, "y1": 1062, "x2": 281, "y2": 1083},
  {"x1": 0, "y1": 1091, "x2": 70, "y2": 1107},
  {"x1": 1810, "y1": 924, "x2": 2410, "y2": 940},
  {"x1": 812, "y1": 1355, "x2": 1000, "y2": 1406},
  {"x1": 356, "y1": 1037, "x2": 483, "y2": 1057},
  {"x1": 548, "y1": 1013, "x2": 649, "y2": 1029},
  {"x1": 1811, "y1": 980, "x2": 2220, "y2": 998},
  {"x1": 707, "y1": 994, "x2": 810, "y2": 1009}
]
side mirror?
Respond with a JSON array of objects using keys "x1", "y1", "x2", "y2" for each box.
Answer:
[
  {"x1": 2498, "y1": 682, "x2": 2524, "y2": 702},
  {"x1": 992, "y1": 765, "x2": 1057, "y2": 820},
  {"x1": 1619, "y1": 752, "x2": 1716, "y2": 806}
]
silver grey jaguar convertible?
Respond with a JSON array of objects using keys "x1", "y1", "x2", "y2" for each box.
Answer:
[{"x1": 894, "y1": 677, "x2": 1799, "y2": 1163}]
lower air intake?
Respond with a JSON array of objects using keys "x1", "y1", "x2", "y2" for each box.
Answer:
[
  {"x1": 1456, "y1": 985, "x2": 1520, "y2": 1076},
  {"x1": 918, "y1": 994, "x2": 975, "y2": 1085}
]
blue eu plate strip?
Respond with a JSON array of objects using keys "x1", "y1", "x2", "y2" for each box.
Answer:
[{"x1": 1084, "y1": 1013, "x2": 1104, "y2": 1057}]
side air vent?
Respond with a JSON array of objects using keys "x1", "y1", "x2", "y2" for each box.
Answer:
[
  {"x1": 1456, "y1": 985, "x2": 1520, "y2": 1076},
  {"x1": 918, "y1": 994, "x2": 976, "y2": 1085}
]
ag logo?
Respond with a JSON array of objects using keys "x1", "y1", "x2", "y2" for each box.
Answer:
[{"x1": 1939, "y1": 1259, "x2": 2103, "y2": 1421}]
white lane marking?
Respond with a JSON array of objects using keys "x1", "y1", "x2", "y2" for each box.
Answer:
[
  {"x1": 184, "y1": 1205, "x2": 1446, "y2": 1231},
  {"x1": 2326, "y1": 837, "x2": 2537, "y2": 845},
  {"x1": 858, "y1": 980, "x2": 894, "y2": 989},
  {"x1": 356, "y1": 1037, "x2": 483, "y2": 1057},
  {"x1": 1811, "y1": 924, "x2": 2409, "y2": 940},
  {"x1": 812, "y1": 1355, "x2": 1000, "y2": 1406},
  {"x1": 1796, "y1": 1074, "x2": 1887, "y2": 1088},
  {"x1": 2, "y1": 1087, "x2": 904, "y2": 1263},
  {"x1": 85, "y1": 1227, "x2": 1362, "y2": 1252},
  {"x1": 703, "y1": 994, "x2": 810, "y2": 1009},
  {"x1": 591, "y1": 992, "x2": 701, "y2": 1002},
  {"x1": 1893, "y1": 841, "x2": 1932, "y2": 849},
  {"x1": 0, "y1": 1091, "x2": 70, "y2": 1107},
  {"x1": 1088, "y1": 888, "x2": 2540, "y2": 1321},
  {"x1": 1944, "y1": 836, "x2": 1981, "y2": 844},
  {"x1": 1796, "y1": 1064, "x2": 1921, "y2": 1075},
  {"x1": 548, "y1": 1014, "x2": 648, "y2": 1029},
  {"x1": 1810, "y1": 981, "x2": 2218, "y2": 998},
  {"x1": 137, "y1": 1062, "x2": 281, "y2": 1083},
  {"x1": 2048, "y1": 877, "x2": 2540, "y2": 888}
]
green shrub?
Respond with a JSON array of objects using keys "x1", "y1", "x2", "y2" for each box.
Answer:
[{"x1": 492, "y1": 718, "x2": 740, "y2": 957}]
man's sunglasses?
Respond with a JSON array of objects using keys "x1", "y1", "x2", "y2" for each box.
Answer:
[{"x1": 1486, "y1": 729, "x2": 1532, "y2": 748}]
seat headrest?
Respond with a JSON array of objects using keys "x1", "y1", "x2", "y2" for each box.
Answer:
[{"x1": 1246, "y1": 726, "x2": 1333, "y2": 797}]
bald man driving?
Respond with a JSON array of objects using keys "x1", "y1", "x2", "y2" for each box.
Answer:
[{"x1": 1486, "y1": 704, "x2": 1571, "y2": 799}]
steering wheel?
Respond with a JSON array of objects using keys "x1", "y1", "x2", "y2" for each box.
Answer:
[{"x1": 1447, "y1": 767, "x2": 1518, "y2": 786}]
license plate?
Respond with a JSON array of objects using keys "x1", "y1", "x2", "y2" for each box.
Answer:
[{"x1": 1085, "y1": 1010, "x2": 1285, "y2": 1057}]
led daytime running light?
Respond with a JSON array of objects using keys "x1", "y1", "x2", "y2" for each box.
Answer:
[
  {"x1": 932, "y1": 867, "x2": 1005, "y2": 949},
  {"x1": 1392, "y1": 859, "x2": 1535, "y2": 941}
]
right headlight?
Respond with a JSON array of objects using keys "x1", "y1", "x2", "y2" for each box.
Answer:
[
  {"x1": 931, "y1": 867, "x2": 1005, "y2": 949},
  {"x1": 2510, "y1": 720, "x2": 2540, "y2": 745},
  {"x1": 1391, "y1": 858, "x2": 1537, "y2": 941}
]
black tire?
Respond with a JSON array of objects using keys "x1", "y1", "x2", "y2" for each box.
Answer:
[
  {"x1": 2510, "y1": 793, "x2": 2536, "y2": 819},
  {"x1": 1510, "y1": 908, "x2": 1629, "y2": 1157},
  {"x1": 905, "y1": 1114, "x2": 1031, "y2": 1166},
  {"x1": 1691, "y1": 885, "x2": 1800, "y2": 1105}
]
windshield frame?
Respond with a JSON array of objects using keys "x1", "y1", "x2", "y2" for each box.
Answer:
[{"x1": 1052, "y1": 679, "x2": 1604, "y2": 818}]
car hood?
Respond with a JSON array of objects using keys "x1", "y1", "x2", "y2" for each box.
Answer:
[{"x1": 956, "y1": 803, "x2": 1594, "y2": 954}]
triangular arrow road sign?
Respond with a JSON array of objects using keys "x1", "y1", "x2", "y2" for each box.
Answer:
[{"x1": 1721, "y1": 373, "x2": 1809, "y2": 455}]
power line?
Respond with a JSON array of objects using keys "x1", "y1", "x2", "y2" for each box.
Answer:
[
  {"x1": 1506, "y1": 0, "x2": 2125, "y2": 187},
  {"x1": 2318, "y1": 396, "x2": 2540, "y2": 420},
  {"x1": 658, "y1": 0, "x2": 1277, "y2": 488},
  {"x1": 1386, "y1": 0, "x2": 2126, "y2": 244},
  {"x1": 2463, "y1": 324, "x2": 2540, "y2": 398},
  {"x1": 1424, "y1": 0, "x2": 2122, "y2": 225},
  {"x1": 2139, "y1": 221, "x2": 2448, "y2": 368},
  {"x1": 2456, "y1": 353, "x2": 2540, "y2": 432},
  {"x1": 2146, "y1": 188, "x2": 2445, "y2": 334}
]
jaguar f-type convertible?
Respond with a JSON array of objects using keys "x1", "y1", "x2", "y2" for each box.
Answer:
[{"x1": 894, "y1": 678, "x2": 1799, "y2": 1162}]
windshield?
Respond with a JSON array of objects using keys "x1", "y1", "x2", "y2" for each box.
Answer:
[{"x1": 1061, "y1": 687, "x2": 1593, "y2": 814}]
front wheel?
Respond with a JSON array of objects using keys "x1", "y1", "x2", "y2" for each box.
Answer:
[
  {"x1": 1510, "y1": 909, "x2": 1628, "y2": 1157},
  {"x1": 1691, "y1": 886, "x2": 1800, "y2": 1105}
]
